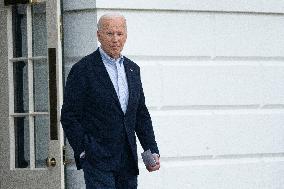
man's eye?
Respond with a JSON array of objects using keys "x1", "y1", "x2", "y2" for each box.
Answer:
[{"x1": 107, "y1": 32, "x2": 113, "y2": 36}]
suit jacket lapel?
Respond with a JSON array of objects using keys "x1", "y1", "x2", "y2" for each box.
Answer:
[
  {"x1": 89, "y1": 49, "x2": 121, "y2": 108},
  {"x1": 124, "y1": 58, "x2": 136, "y2": 115},
  {"x1": 89, "y1": 49, "x2": 137, "y2": 115}
]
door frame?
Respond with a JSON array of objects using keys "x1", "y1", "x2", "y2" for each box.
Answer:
[{"x1": 0, "y1": 0, "x2": 64, "y2": 188}]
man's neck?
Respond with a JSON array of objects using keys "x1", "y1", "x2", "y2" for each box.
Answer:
[{"x1": 99, "y1": 47, "x2": 122, "y2": 61}]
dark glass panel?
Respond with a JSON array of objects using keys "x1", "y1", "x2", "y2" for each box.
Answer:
[
  {"x1": 13, "y1": 61, "x2": 29, "y2": 113},
  {"x1": 14, "y1": 116, "x2": 30, "y2": 168},
  {"x1": 12, "y1": 4, "x2": 28, "y2": 58}
]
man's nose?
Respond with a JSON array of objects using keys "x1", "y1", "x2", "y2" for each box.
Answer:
[{"x1": 112, "y1": 34, "x2": 119, "y2": 42}]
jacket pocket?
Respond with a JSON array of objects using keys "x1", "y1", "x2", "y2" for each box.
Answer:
[{"x1": 84, "y1": 135, "x2": 112, "y2": 159}]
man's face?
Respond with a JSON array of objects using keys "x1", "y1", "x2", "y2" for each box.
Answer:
[{"x1": 97, "y1": 17, "x2": 127, "y2": 59}]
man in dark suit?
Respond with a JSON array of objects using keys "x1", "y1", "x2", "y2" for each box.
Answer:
[{"x1": 61, "y1": 13, "x2": 160, "y2": 189}]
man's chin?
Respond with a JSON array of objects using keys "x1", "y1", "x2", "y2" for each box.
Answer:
[
  {"x1": 112, "y1": 48, "x2": 121, "y2": 52},
  {"x1": 111, "y1": 50, "x2": 122, "y2": 56}
]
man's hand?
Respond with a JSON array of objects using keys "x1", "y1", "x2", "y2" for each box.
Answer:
[{"x1": 146, "y1": 154, "x2": 160, "y2": 172}]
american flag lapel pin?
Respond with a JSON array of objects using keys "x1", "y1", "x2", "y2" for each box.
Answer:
[{"x1": 130, "y1": 68, "x2": 133, "y2": 72}]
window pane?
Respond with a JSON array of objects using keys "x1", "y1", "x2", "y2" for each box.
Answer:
[
  {"x1": 12, "y1": 4, "x2": 28, "y2": 58},
  {"x1": 34, "y1": 115, "x2": 49, "y2": 168},
  {"x1": 32, "y1": 3, "x2": 47, "y2": 57},
  {"x1": 15, "y1": 116, "x2": 30, "y2": 168},
  {"x1": 33, "y1": 59, "x2": 48, "y2": 112},
  {"x1": 13, "y1": 61, "x2": 29, "y2": 113}
]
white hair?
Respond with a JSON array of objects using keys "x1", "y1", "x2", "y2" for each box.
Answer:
[{"x1": 97, "y1": 13, "x2": 127, "y2": 31}]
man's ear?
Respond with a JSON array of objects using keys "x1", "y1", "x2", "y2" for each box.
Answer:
[{"x1": 97, "y1": 30, "x2": 101, "y2": 42}]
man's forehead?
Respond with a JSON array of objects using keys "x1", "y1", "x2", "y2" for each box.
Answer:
[
  {"x1": 100, "y1": 19, "x2": 126, "y2": 30},
  {"x1": 101, "y1": 18, "x2": 125, "y2": 25}
]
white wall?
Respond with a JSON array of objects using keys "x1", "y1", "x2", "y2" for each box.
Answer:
[{"x1": 63, "y1": 1, "x2": 284, "y2": 188}]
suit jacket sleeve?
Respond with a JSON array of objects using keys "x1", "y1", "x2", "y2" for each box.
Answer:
[
  {"x1": 135, "y1": 69, "x2": 160, "y2": 155},
  {"x1": 60, "y1": 62, "x2": 87, "y2": 157}
]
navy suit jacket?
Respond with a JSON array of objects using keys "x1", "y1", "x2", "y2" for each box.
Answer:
[{"x1": 61, "y1": 49, "x2": 159, "y2": 172}]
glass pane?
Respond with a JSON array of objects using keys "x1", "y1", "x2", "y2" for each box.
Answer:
[
  {"x1": 32, "y1": 3, "x2": 47, "y2": 56},
  {"x1": 34, "y1": 115, "x2": 49, "y2": 168},
  {"x1": 33, "y1": 59, "x2": 48, "y2": 112},
  {"x1": 13, "y1": 61, "x2": 29, "y2": 113},
  {"x1": 12, "y1": 4, "x2": 28, "y2": 58},
  {"x1": 15, "y1": 117, "x2": 30, "y2": 168}
]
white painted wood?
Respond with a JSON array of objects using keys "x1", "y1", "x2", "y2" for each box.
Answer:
[
  {"x1": 64, "y1": 0, "x2": 284, "y2": 14},
  {"x1": 215, "y1": 14, "x2": 284, "y2": 57},
  {"x1": 62, "y1": 2, "x2": 284, "y2": 189},
  {"x1": 27, "y1": 5, "x2": 36, "y2": 169},
  {"x1": 139, "y1": 64, "x2": 163, "y2": 108},
  {"x1": 96, "y1": 10, "x2": 284, "y2": 58},
  {"x1": 143, "y1": 110, "x2": 284, "y2": 157},
  {"x1": 29, "y1": 116, "x2": 35, "y2": 169},
  {"x1": 9, "y1": 57, "x2": 29, "y2": 62},
  {"x1": 261, "y1": 65, "x2": 284, "y2": 105},
  {"x1": 115, "y1": 10, "x2": 214, "y2": 57},
  {"x1": 162, "y1": 64, "x2": 262, "y2": 106},
  {"x1": 1, "y1": 1, "x2": 64, "y2": 188},
  {"x1": 7, "y1": 5, "x2": 15, "y2": 170},
  {"x1": 139, "y1": 61, "x2": 257, "y2": 107},
  {"x1": 135, "y1": 60, "x2": 284, "y2": 108},
  {"x1": 55, "y1": 0, "x2": 65, "y2": 187},
  {"x1": 138, "y1": 158, "x2": 284, "y2": 189},
  {"x1": 46, "y1": 0, "x2": 65, "y2": 188}
]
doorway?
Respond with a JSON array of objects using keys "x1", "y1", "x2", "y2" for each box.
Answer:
[{"x1": 0, "y1": 1, "x2": 64, "y2": 188}]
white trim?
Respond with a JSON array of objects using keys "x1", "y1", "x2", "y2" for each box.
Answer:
[
  {"x1": 29, "y1": 56, "x2": 47, "y2": 60},
  {"x1": 7, "y1": 6, "x2": 14, "y2": 119},
  {"x1": 9, "y1": 57, "x2": 29, "y2": 62},
  {"x1": 10, "y1": 112, "x2": 49, "y2": 117},
  {"x1": 55, "y1": 0, "x2": 65, "y2": 187},
  {"x1": 46, "y1": 0, "x2": 64, "y2": 187},
  {"x1": 7, "y1": 5, "x2": 15, "y2": 170},
  {"x1": 27, "y1": 5, "x2": 34, "y2": 114},
  {"x1": 27, "y1": 5, "x2": 36, "y2": 169},
  {"x1": 29, "y1": 115, "x2": 35, "y2": 169},
  {"x1": 34, "y1": 0, "x2": 47, "y2": 3},
  {"x1": 9, "y1": 56, "x2": 47, "y2": 62},
  {"x1": 8, "y1": 112, "x2": 46, "y2": 116},
  {"x1": 10, "y1": 113, "x2": 30, "y2": 117}
]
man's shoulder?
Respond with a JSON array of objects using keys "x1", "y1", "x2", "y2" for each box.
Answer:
[{"x1": 123, "y1": 56, "x2": 140, "y2": 70}]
